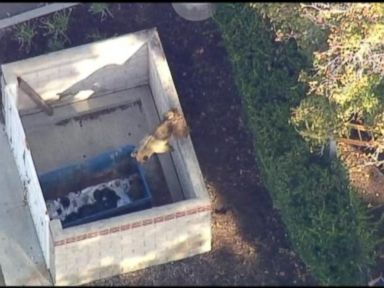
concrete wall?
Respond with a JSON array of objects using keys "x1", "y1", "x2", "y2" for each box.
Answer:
[
  {"x1": 1, "y1": 78, "x2": 51, "y2": 269},
  {"x1": 148, "y1": 32, "x2": 208, "y2": 200},
  {"x1": 50, "y1": 198, "x2": 211, "y2": 285},
  {"x1": 0, "y1": 3, "x2": 79, "y2": 30},
  {"x1": 2, "y1": 28, "x2": 211, "y2": 285},
  {"x1": 21, "y1": 87, "x2": 150, "y2": 175},
  {"x1": 2, "y1": 28, "x2": 151, "y2": 114}
]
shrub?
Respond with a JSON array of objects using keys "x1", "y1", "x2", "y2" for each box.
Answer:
[
  {"x1": 13, "y1": 21, "x2": 37, "y2": 54},
  {"x1": 40, "y1": 8, "x2": 72, "y2": 51},
  {"x1": 214, "y1": 3, "x2": 377, "y2": 285},
  {"x1": 88, "y1": 3, "x2": 114, "y2": 22}
]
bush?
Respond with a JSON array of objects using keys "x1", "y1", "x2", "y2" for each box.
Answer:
[{"x1": 214, "y1": 3, "x2": 377, "y2": 285}]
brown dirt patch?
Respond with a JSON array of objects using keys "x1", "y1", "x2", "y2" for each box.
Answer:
[{"x1": 339, "y1": 142, "x2": 384, "y2": 206}]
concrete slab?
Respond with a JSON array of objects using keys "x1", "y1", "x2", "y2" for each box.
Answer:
[
  {"x1": 0, "y1": 3, "x2": 79, "y2": 30},
  {"x1": 0, "y1": 124, "x2": 52, "y2": 286},
  {"x1": 22, "y1": 85, "x2": 182, "y2": 205},
  {"x1": 0, "y1": 3, "x2": 47, "y2": 19}
]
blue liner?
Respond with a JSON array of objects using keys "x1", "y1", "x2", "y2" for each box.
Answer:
[{"x1": 38, "y1": 145, "x2": 152, "y2": 228}]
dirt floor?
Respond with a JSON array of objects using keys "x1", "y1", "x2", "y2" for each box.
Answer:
[{"x1": 0, "y1": 3, "x2": 318, "y2": 285}]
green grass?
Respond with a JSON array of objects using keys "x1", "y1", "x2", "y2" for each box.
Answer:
[
  {"x1": 213, "y1": 3, "x2": 378, "y2": 285},
  {"x1": 40, "y1": 9, "x2": 72, "y2": 46},
  {"x1": 88, "y1": 3, "x2": 114, "y2": 22},
  {"x1": 13, "y1": 21, "x2": 37, "y2": 53}
]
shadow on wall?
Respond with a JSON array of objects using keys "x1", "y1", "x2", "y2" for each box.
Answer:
[
  {"x1": 0, "y1": 232, "x2": 51, "y2": 285},
  {"x1": 55, "y1": 50, "x2": 145, "y2": 102},
  {"x1": 57, "y1": 222, "x2": 208, "y2": 285},
  {"x1": 12, "y1": 29, "x2": 150, "y2": 115},
  {"x1": 50, "y1": 32, "x2": 149, "y2": 105},
  {"x1": 84, "y1": 245, "x2": 274, "y2": 286}
]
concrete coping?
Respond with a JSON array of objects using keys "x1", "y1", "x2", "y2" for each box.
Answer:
[{"x1": 0, "y1": 3, "x2": 80, "y2": 30}]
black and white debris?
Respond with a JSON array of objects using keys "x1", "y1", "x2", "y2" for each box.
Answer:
[{"x1": 47, "y1": 177, "x2": 133, "y2": 222}]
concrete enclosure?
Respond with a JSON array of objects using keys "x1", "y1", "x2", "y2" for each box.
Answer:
[{"x1": 1, "y1": 28, "x2": 211, "y2": 285}]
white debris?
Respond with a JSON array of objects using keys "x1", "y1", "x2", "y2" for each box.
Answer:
[{"x1": 46, "y1": 178, "x2": 133, "y2": 222}]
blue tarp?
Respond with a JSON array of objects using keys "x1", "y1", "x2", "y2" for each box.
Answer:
[{"x1": 39, "y1": 145, "x2": 153, "y2": 228}]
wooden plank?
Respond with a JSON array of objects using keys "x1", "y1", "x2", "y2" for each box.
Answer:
[
  {"x1": 337, "y1": 137, "x2": 376, "y2": 147},
  {"x1": 346, "y1": 123, "x2": 372, "y2": 132},
  {"x1": 17, "y1": 76, "x2": 53, "y2": 116},
  {"x1": 22, "y1": 87, "x2": 151, "y2": 174},
  {"x1": 2, "y1": 29, "x2": 152, "y2": 112},
  {"x1": 357, "y1": 128, "x2": 362, "y2": 141},
  {"x1": 21, "y1": 85, "x2": 148, "y2": 132},
  {"x1": 3, "y1": 83, "x2": 51, "y2": 269}
]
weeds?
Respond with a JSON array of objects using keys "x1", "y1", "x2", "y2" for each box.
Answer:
[
  {"x1": 40, "y1": 9, "x2": 72, "y2": 47},
  {"x1": 13, "y1": 21, "x2": 37, "y2": 53},
  {"x1": 47, "y1": 37, "x2": 65, "y2": 52},
  {"x1": 86, "y1": 30, "x2": 119, "y2": 42},
  {"x1": 86, "y1": 30, "x2": 108, "y2": 41},
  {"x1": 88, "y1": 3, "x2": 114, "y2": 22}
]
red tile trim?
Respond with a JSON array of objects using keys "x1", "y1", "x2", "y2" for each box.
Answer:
[
  {"x1": 176, "y1": 211, "x2": 186, "y2": 218},
  {"x1": 110, "y1": 226, "x2": 120, "y2": 233},
  {"x1": 76, "y1": 234, "x2": 87, "y2": 242},
  {"x1": 154, "y1": 216, "x2": 164, "y2": 223},
  {"x1": 54, "y1": 204, "x2": 211, "y2": 246},
  {"x1": 87, "y1": 232, "x2": 98, "y2": 239},
  {"x1": 187, "y1": 208, "x2": 197, "y2": 215},
  {"x1": 54, "y1": 240, "x2": 65, "y2": 246},
  {"x1": 198, "y1": 207, "x2": 205, "y2": 213},
  {"x1": 121, "y1": 223, "x2": 131, "y2": 231},
  {"x1": 132, "y1": 221, "x2": 142, "y2": 228},
  {"x1": 164, "y1": 213, "x2": 175, "y2": 221},
  {"x1": 66, "y1": 237, "x2": 76, "y2": 244},
  {"x1": 143, "y1": 219, "x2": 153, "y2": 226}
]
